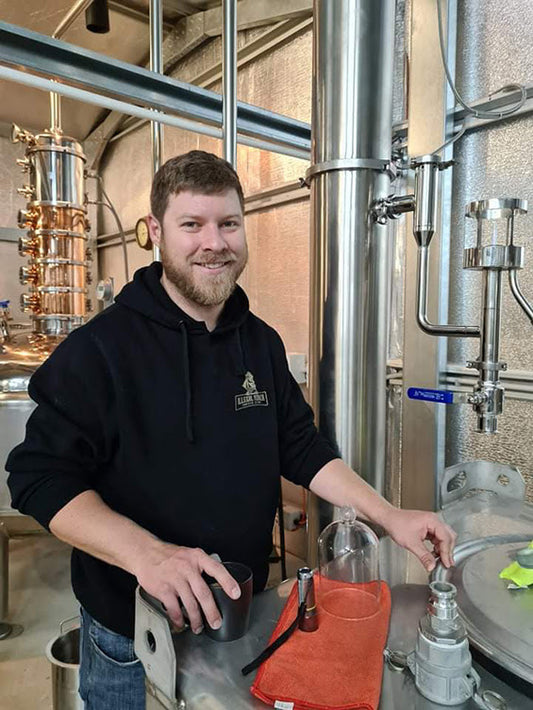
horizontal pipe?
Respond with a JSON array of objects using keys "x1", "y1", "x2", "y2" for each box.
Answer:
[
  {"x1": 0, "y1": 21, "x2": 311, "y2": 154},
  {"x1": 416, "y1": 246, "x2": 480, "y2": 337},
  {"x1": 0, "y1": 65, "x2": 310, "y2": 160}
]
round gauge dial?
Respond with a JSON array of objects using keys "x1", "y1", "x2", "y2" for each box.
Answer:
[{"x1": 135, "y1": 217, "x2": 152, "y2": 251}]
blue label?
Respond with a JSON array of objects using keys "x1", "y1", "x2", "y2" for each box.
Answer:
[{"x1": 407, "y1": 387, "x2": 454, "y2": 404}]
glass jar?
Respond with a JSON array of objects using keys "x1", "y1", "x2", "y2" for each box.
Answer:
[{"x1": 317, "y1": 506, "x2": 381, "y2": 619}]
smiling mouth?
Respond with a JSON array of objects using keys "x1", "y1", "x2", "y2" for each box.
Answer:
[{"x1": 195, "y1": 261, "x2": 233, "y2": 270}]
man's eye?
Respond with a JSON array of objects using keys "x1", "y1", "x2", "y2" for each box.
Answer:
[
  {"x1": 182, "y1": 222, "x2": 198, "y2": 228},
  {"x1": 222, "y1": 220, "x2": 238, "y2": 228}
]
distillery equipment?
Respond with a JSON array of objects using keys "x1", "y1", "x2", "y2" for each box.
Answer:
[
  {"x1": 374, "y1": 154, "x2": 532, "y2": 434},
  {"x1": 134, "y1": 465, "x2": 533, "y2": 709},
  {"x1": 0, "y1": 121, "x2": 92, "y2": 638}
]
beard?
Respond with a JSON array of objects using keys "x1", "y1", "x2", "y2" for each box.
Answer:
[{"x1": 160, "y1": 242, "x2": 248, "y2": 307}]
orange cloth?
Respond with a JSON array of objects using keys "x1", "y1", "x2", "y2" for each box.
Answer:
[{"x1": 250, "y1": 579, "x2": 391, "y2": 710}]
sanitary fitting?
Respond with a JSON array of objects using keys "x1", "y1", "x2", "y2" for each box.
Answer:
[{"x1": 408, "y1": 581, "x2": 477, "y2": 706}]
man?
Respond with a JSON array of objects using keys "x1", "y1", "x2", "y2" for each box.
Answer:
[{"x1": 7, "y1": 151, "x2": 455, "y2": 709}]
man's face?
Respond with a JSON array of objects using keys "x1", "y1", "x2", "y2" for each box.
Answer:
[{"x1": 150, "y1": 189, "x2": 248, "y2": 308}]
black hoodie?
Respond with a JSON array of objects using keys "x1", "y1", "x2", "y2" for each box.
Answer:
[{"x1": 7, "y1": 263, "x2": 337, "y2": 638}]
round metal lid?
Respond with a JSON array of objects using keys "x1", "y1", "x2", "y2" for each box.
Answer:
[{"x1": 435, "y1": 536, "x2": 533, "y2": 685}]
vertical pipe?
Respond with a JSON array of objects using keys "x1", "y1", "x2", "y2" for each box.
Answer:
[
  {"x1": 307, "y1": 0, "x2": 395, "y2": 560},
  {"x1": 150, "y1": 0, "x2": 163, "y2": 262},
  {"x1": 50, "y1": 0, "x2": 95, "y2": 132},
  {"x1": 50, "y1": 91, "x2": 62, "y2": 131},
  {"x1": 0, "y1": 522, "x2": 10, "y2": 640},
  {"x1": 476, "y1": 269, "x2": 503, "y2": 433},
  {"x1": 223, "y1": 0, "x2": 237, "y2": 167}
]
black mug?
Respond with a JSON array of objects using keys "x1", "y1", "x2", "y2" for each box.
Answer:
[{"x1": 203, "y1": 561, "x2": 253, "y2": 642}]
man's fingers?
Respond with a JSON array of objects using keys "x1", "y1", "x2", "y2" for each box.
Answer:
[
  {"x1": 176, "y1": 581, "x2": 204, "y2": 634},
  {"x1": 199, "y1": 552, "x2": 241, "y2": 600},
  {"x1": 189, "y1": 576, "x2": 222, "y2": 631},
  {"x1": 430, "y1": 522, "x2": 456, "y2": 568},
  {"x1": 158, "y1": 591, "x2": 185, "y2": 630},
  {"x1": 410, "y1": 542, "x2": 437, "y2": 572}
]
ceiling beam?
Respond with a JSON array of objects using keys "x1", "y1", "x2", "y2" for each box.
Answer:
[{"x1": 202, "y1": 0, "x2": 312, "y2": 37}]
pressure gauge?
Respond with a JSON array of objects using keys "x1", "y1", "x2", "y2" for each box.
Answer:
[{"x1": 135, "y1": 217, "x2": 152, "y2": 251}]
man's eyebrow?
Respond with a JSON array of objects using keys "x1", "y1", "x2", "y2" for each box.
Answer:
[{"x1": 176, "y1": 213, "x2": 242, "y2": 220}]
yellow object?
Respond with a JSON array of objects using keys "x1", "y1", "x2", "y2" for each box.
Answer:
[{"x1": 499, "y1": 541, "x2": 533, "y2": 587}]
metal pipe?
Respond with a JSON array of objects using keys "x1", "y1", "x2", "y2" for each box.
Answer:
[
  {"x1": 416, "y1": 246, "x2": 480, "y2": 337},
  {"x1": 150, "y1": 0, "x2": 163, "y2": 262},
  {"x1": 509, "y1": 270, "x2": 533, "y2": 324},
  {"x1": 474, "y1": 269, "x2": 504, "y2": 433},
  {"x1": 50, "y1": 0, "x2": 94, "y2": 131},
  {"x1": 307, "y1": 0, "x2": 396, "y2": 559},
  {"x1": 52, "y1": 0, "x2": 93, "y2": 38},
  {"x1": 50, "y1": 91, "x2": 62, "y2": 131},
  {"x1": 0, "y1": 522, "x2": 11, "y2": 640},
  {"x1": 0, "y1": 65, "x2": 310, "y2": 160},
  {"x1": 223, "y1": 0, "x2": 237, "y2": 167}
]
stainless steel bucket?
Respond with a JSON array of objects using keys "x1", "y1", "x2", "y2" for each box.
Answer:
[{"x1": 45, "y1": 617, "x2": 83, "y2": 710}]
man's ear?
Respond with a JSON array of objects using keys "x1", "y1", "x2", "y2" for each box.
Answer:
[{"x1": 147, "y1": 214, "x2": 162, "y2": 247}]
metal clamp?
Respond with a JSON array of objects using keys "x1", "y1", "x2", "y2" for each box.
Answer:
[{"x1": 304, "y1": 157, "x2": 393, "y2": 185}]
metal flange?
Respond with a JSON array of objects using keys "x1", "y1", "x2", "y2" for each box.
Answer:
[{"x1": 463, "y1": 245, "x2": 524, "y2": 270}]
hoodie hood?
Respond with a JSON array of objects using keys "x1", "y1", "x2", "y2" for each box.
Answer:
[{"x1": 115, "y1": 262, "x2": 250, "y2": 334}]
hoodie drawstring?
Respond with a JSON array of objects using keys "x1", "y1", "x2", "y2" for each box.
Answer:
[
  {"x1": 178, "y1": 321, "x2": 194, "y2": 443},
  {"x1": 235, "y1": 327, "x2": 248, "y2": 378}
]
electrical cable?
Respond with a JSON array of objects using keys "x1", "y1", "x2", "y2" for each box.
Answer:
[
  {"x1": 432, "y1": 121, "x2": 468, "y2": 155},
  {"x1": 434, "y1": 0, "x2": 527, "y2": 153},
  {"x1": 86, "y1": 173, "x2": 130, "y2": 282}
]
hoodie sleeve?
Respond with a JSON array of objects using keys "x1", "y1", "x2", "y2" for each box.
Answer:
[
  {"x1": 268, "y1": 329, "x2": 339, "y2": 488},
  {"x1": 6, "y1": 328, "x2": 115, "y2": 530}
]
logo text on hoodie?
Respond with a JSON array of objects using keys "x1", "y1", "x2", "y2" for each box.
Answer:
[{"x1": 235, "y1": 371, "x2": 269, "y2": 411}]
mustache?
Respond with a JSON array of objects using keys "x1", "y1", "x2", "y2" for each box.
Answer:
[{"x1": 194, "y1": 252, "x2": 237, "y2": 265}]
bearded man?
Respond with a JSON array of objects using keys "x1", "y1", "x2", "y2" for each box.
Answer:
[{"x1": 7, "y1": 151, "x2": 455, "y2": 710}]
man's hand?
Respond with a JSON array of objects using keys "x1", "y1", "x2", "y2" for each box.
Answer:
[
  {"x1": 383, "y1": 508, "x2": 457, "y2": 572},
  {"x1": 134, "y1": 543, "x2": 241, "y2": 634}
]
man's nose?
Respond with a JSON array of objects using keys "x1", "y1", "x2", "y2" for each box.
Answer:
[{"x1": 201, "y1": 223, "x2": 227, "y2": 250}]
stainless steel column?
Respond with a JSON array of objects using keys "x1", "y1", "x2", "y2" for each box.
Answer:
[
  {"x1": 307, "y1": 0, "x2": 396, "y2": 557},
  {"x1": 150, "y1": 0, "x2": 163, "y2": 262},
  {"x1": 223, "y1": 0, "x2": 237, "y2": 167},
  {"x1": 476, "y1": 269, "x2": 503, "y2": 434}
]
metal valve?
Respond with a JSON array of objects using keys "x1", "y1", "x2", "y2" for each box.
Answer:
[
  {"x1": 19, "y1": 266, "x2": 38, "y2": 285},
  {"x1": 16, "y1": 157, "x2": 30, "y2": 172},
  {"x1": 18, "y1": 236, "x2": 37, "y2": 257},
  {"x1": 11, "y1": 123, "x2": 35, "y2": 145},
  {"x1": 17, "y1": 185, "x2": 34, "y2": 199},
  {"x1": 20, "y1": 293, "x2": 41, "y2": 313},
  {"x1": 17, "y1": 208, "x2": 35, "y2": 228}
]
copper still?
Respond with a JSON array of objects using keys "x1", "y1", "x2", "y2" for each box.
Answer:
[
  {"x1": 0, "y1": 124, "x2": 92, "y2": 529},
  {"x1": 13, "y1": 123, "x2": 92, "y2": 335}
]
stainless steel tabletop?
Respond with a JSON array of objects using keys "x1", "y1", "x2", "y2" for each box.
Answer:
[
  {"x1": 141, "y1": 492, "x2": 533, "y2": 709},
  {"x1": 164, "y1": 557, "x2": 533, "y2": 709}
]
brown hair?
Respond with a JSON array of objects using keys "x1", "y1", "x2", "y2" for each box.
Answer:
[{"x1": 150, "y1": 150, "x2": 245, "y2": 223}]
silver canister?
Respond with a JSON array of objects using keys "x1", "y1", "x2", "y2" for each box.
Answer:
[{"x1": 297, "y1": 567, "x2": 318, "y2": 632}]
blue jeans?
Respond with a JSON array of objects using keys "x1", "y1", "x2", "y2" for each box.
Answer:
[{"x1": 79, "y1": 607, "x2": 146, "y2": 710}]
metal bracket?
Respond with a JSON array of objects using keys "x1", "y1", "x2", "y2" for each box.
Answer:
[
  {"x1": 303, "y1": 157, "x2": 397, "y2": 186},
  {"x1": 134, "y1": 587, "x2": 183, "y2": 709},
  {"x1": 440, "y1": 461, "x2": 526, "y2": 508}
]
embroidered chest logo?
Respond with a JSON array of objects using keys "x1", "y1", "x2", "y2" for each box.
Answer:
[{"x1": 235, "y1": 371, "x2": 269, "y2": 411}]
